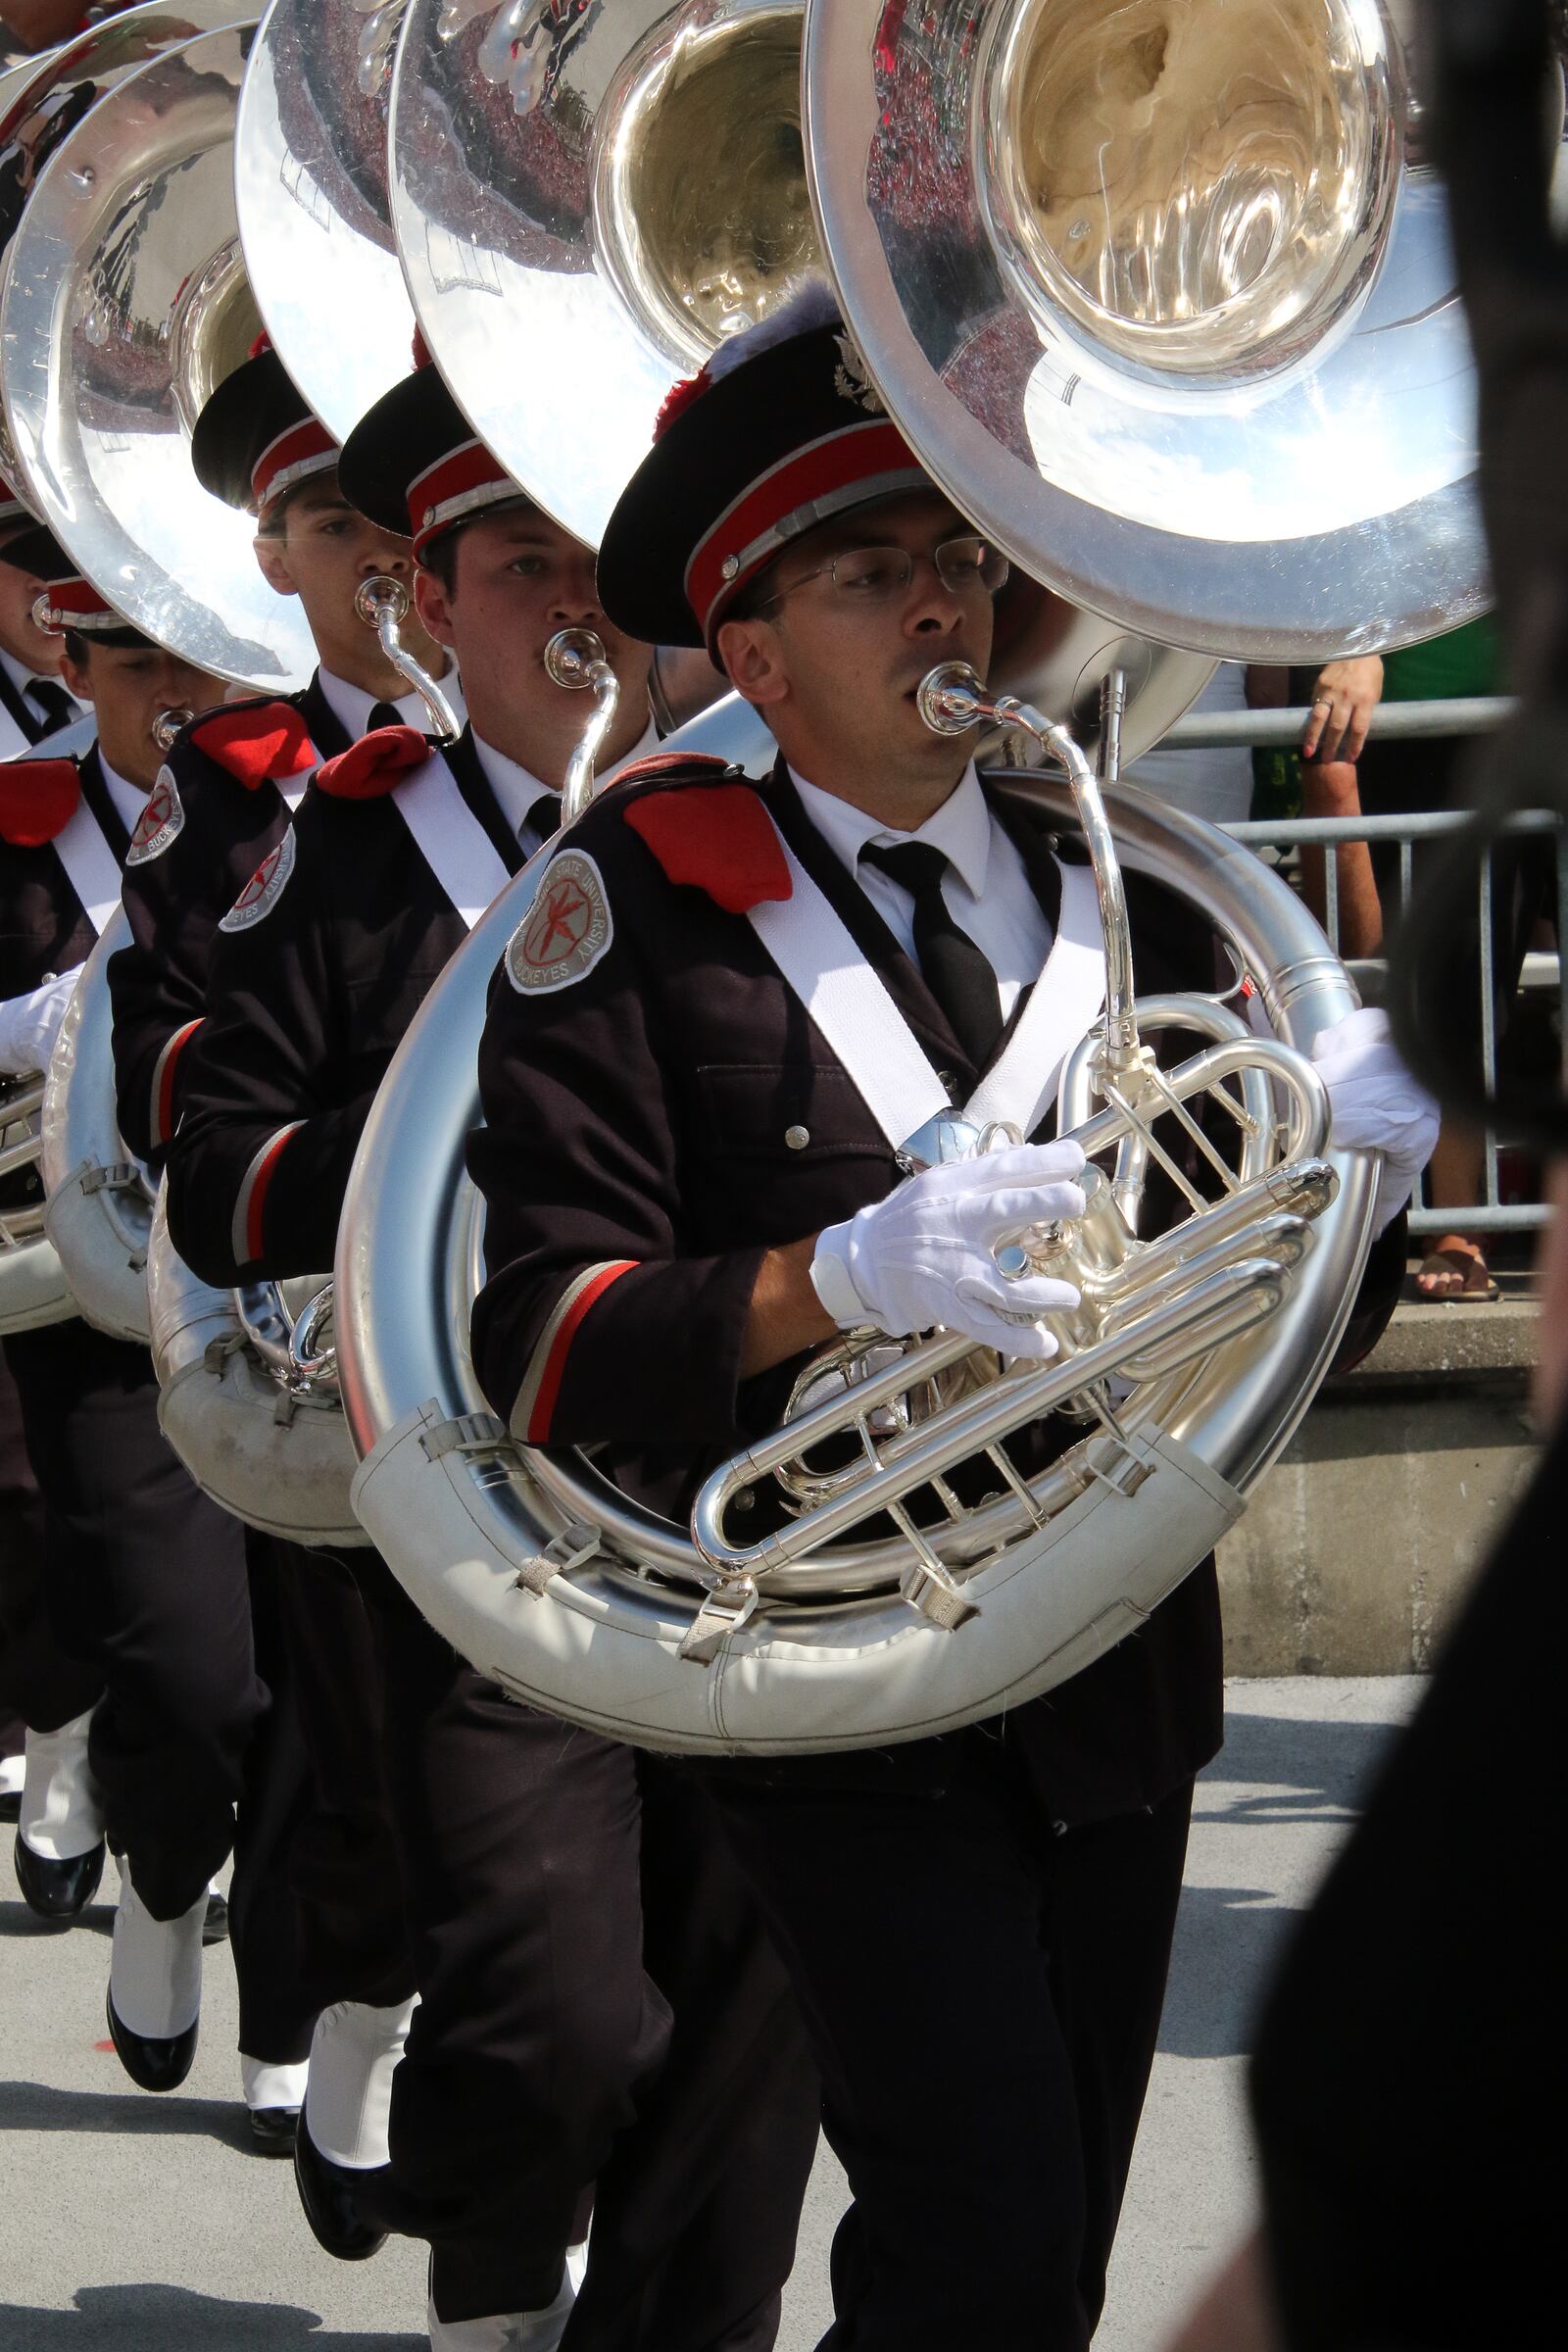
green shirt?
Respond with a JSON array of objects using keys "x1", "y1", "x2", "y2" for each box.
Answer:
[{"x1": 1380, "y1": 616, "x2": 1502, "y2": 705}]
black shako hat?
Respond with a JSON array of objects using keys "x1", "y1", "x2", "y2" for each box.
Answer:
[
  {"x1": 597, "y1": 281, "x2": 928, "y2": 653},
  {"x1": 3, "y1": 522, "x2": 148, "y2": 646},
  {"x1": 191, "y1": 338, "x2": 340, "y2": 517},
  {"x1": 338, "y1": 349, "x2": 526, "y2": 563}
]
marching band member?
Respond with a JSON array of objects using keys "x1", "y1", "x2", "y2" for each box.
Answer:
[
  {"x1": 167, "y1": 358, "x2": 818, "y2": 2352},
  {"x1": 104, "y1": 342, "x2": 469, "y2": 2168},
  {"x1": 0, "y1": 473, "x2": 86, "y2": 755},
  {"x1": 0, "y1": 531, "x2": 294, "y2": 2111},
  {"x1": 108, "y1": 338, "x2": 458, "y2": 1178},
  {"x1": 467, "y1": 291, "x2": 1435, "y2": 2352}
]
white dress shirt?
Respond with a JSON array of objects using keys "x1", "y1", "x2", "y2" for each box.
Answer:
[
  {"x1": 472, "y1": 718, "x2": 660, "y2": 858},
  {"x1": 317, "y1": 665, "x2": 467, "y2": 748},
  {"x1": 790, "y1": 760, "x2": 1054, "y2": 1023},
  {"x1": 97, "y1": 750, "x2": 149, "y2": 840}
]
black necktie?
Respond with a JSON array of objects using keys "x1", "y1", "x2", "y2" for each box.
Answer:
[
  {"x1": 368, "y1": 700, "x2": 407, "y2": 733},
  {"x1": 27, "y1": 678, "x2": 77, "y2": 738},
  {"x1": 521, "y1": 793, "x2": 560, "y2": 847},
  {"x1": 861, "y1": 839, "x2": 1004, "y2": 1072}
]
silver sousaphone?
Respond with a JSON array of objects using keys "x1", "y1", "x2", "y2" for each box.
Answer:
[
  {"x1": 385, "y1": 0, "x2": 1217, "y2": 767},
  {"x1": 0, "y1": 18, "x2": 318, "y2": 689},
  {"x1": 329, "y1": 0, "x2": 1487, "y2": 1751}
]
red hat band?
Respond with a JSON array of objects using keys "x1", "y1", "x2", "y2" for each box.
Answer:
[
  {"x1": 408, "y1": 440, "x2": 521, "y2": 562},
  {"x1": 251, "y1": 417, "x2": 340, "y2": 515},
  {"x1": 685, "y1": 416, "x2": 926, "y2": 645},
  {"x1": 34, "y1": 575, "x2": 119, "y2": 632},
  {"x1": 0, "y1": 469, "x2": 31, "y2": 528}
]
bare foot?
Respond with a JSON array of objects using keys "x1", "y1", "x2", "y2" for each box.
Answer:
[{"x1": 1416, "y1": 1236, "x2": 1495, "y2": 1298}]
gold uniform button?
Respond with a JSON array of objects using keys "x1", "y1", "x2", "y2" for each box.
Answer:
[{"x1": 784, "y1": 1124, "x2": 810, "y2": 1152}]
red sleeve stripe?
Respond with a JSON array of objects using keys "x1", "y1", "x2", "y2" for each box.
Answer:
[
  {"x1": 229, "y1": 1123, "x2": 305, "y2": 1267},
  {"x1": 511, "y1": 1260, "x2": 638, "y2": 1445},
  {"x1": 149, "y1": 1019, "x2": 202, "y2": 1149}
]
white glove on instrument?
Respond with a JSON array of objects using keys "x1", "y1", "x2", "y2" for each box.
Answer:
[
  {"x1": 0, "y1": 967, "x2": 79, "y2": 1079},
  {"x1": 1312, "y1": 1006, "x2": 1440, "y2": 1235},
  {"x1": 810, "y1": 1141, "x2": 1088, "y2": 1363}
]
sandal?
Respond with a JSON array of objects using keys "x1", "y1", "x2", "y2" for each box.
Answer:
[{"x1": 1413, "y1": 1243, "x2": 1499, "y2": 1302}]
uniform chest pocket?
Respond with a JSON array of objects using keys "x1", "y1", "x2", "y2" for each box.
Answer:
[{"x1": 695, "y1": 1062, "x2": 889, "y2": 1166}]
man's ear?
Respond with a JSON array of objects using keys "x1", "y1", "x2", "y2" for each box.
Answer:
[
  {"x1": 252, "y1": 532, "x2": 299, "y2": 600},
  {"x1": 714, "y1": 615, "x2": 789, "y2": 710},
  {"x1": 414, "y1": 563, "x2": 457, "y2": 654},
  {"x1": 58, "y1": 648, "x2": 91, "y2": 705}
]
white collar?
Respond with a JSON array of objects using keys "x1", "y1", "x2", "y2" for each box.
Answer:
[
  {"x1": 317, "y1": 664, "x2": 466, "y2": 745},
  {"x1": 789, "y1": 760, "x2": 994, "y2": 901},
  {"x1": 470, "y1": 716, "x2": 661, "y2": 839},
  {"x1": 95, "y1": 749, "x2": 149, "y2": 839},
  {"x1": 0, "y1": 645, "x2": 74, "y2": 705}
]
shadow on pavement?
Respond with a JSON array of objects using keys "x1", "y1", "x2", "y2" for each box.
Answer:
[
  {"x1": 1158, "y1": 1706, "x2": 1413, "y2": 2062},
  {"x1": 0, "y1": 2290, "x2": 421, "y2": 2346},
  {"x1": 0, "y1": 2081, "x2": 253, "y2": 2152},
  {"x1": 0, "y1": 1898, "x2": 114, "y2": 1940},
  {"x1": 1202, "y1": 1707, "x2": 1410, "y2": 1822}
]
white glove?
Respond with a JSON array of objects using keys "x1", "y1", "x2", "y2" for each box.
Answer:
[
  {"x1": 0, "y1": 967, "x2": 80, "y2": 1079},
  {"x1": 810, "y1": 1141, "x2": 1088, "y2": 1363},
  {"x1": 1312, "y1": 1006, "x2": 1440, "y2": 1235}
]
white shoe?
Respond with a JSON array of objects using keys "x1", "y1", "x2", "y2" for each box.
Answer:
[
  {"x1": 19, "y1": 1709, "x2": 103, "y2": 1861},
  {"x1": 109, "y1": 1873, "x2": 205, "y2": 2041},
  {"x1": 426, "y1": 2259, "x2": 577, "y2": 2350},
  {"x1": 304, "y1": 1994, "x2": 418, "y2": 2170}
]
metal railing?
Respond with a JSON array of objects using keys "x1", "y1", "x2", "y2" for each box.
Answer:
[{"x1": 1150, "y1": 696, "x2": 1562, "y2": 1238}]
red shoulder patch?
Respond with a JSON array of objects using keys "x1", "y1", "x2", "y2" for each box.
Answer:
[
  {"x1": 190, "y1": 702, "x2": 318, "y2": 789},
  {"x1": 314, "y1": 726, "x2": 429, "y2": 801},
  {"x1": 0, "y1": 760, "x2": 80, "y2": 848},
  {"x1": 623, "y1": 782, "x2": 792, "y2": 913}
]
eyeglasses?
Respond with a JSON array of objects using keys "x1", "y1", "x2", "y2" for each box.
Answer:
[{"x1": 756, "y1": 534, "x2": 1010, "y2": 616}]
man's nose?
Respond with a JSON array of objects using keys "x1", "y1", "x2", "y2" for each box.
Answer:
[
  {"x1": 904, "y1": 557, "x2": 966, "y2": 636},
  {"x1": 363, "y1": 538, "x2": 414, "y2": 580}
]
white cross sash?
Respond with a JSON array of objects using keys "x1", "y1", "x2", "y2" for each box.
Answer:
[
  {"x1": 392, "y1": 749, "x2": 511, "y2": 933},
  {"x1": 53, "y1": 788, "x2": 125, "y2": 939},
  {"x1": 748, "y1": 820, "x2": 1107, "y2": 1150}
]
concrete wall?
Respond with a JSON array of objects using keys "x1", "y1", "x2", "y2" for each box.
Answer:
[{"x1": 1216, "y1": 1298, "x2": 1540, "y2": 1675}]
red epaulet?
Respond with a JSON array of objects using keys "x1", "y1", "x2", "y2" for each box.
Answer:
[
  {"x1": 0, "y1": 759, "x2": 80, "y2": 848},
  {"x1": 314, "y1": 725, "x2": 429, "y2": 801},
  {"x1": 621, "y1": 767, "x2": 792, "y2": 913},
  {"x1": 188, "y1": 702, "x2": 318, "y2": 789}
]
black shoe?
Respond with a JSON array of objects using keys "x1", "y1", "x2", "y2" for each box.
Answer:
[
  {"x1": 293, "y1": 2114, "x2": 388, "y2": 2260},
  {"x1": 104, "y1": 1985, "x2": 199, "y2": 2093},
  {"x1": 14, "y1": 1832, "x2": 106, "y2": 1925},
  {"x1": 0, "y1": 1789, "x2": 20, "y2": 1825},
  {"x1": 202, "y1": 1890, "x2": 229, "y2": 1946},
  {"x1": 249, "y1": 2104, "x2": 301, "y2": 2157}
]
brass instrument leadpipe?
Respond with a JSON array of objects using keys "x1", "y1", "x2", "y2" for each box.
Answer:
[
  {"x1": 355, "y1": 574, "x2": 463, "y2": 737},
  {"x1": 917, "y1": 661, "x2": 1140, "y2": 1073},
  {"x1": 545, "y1": 627, "x2": 621, "y2": 827}
]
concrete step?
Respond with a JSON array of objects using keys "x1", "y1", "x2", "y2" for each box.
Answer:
[{"x1": 1217, "y1": 1290, "x2": 1539, "y2": 1675}]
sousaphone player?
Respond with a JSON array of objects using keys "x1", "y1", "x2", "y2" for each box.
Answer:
[{"x1": 468, "y1": 292, "x2": 1439, "y2": 2351}]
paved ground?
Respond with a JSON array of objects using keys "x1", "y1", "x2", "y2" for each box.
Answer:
[{"x1": 0, "y1": 1678, "x2": 1421, "y2": 2351}]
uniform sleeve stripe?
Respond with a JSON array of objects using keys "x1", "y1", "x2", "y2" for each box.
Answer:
[
  {"x1": 229, "y1": 1123, "x2": 305, "y2": 1267},
  {"x1": 512, "y1": 1260, "x2": 638, "y2": 1445},
  {"x1": 150, "y1": 1019, "x2": 202, "y2": 1149}
]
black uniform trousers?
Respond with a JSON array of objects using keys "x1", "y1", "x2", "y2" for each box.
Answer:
[
  {"x1": 700, "y1": 1742, "x2": 1195, "y2": 2352},
  {"x1": 351, "y1": 1561, "x2": 820, "y2": 2343},
  {"x1": 0, "y1": 1340, "x2": 99, "y2": 1742}
]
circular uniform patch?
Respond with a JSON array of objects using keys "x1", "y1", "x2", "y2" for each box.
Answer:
[
  {"x1": 125, "y1": 767, "x2": 185, "y2": 867},
  {"x1": 220, "y1": 828, "x2": 296, "y2": 933},
  {"x1": 507, "y1": 849, "x2": 613, "y2": 995}
]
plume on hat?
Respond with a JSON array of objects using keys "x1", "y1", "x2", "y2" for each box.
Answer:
[{"x1": 702, "y1": 277, "x2": 844, "y2": 385}]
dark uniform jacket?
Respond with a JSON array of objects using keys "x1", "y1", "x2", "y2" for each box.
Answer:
[
  {"x1": 0, "y1": 746, "x2": 129, "y2": 1002},
  {"x1": 167, "y1": 727, "x2": 531, "y2": 1287},
  {"x1": 107, "y1": 675, "x2": 354, "y2": 1172},
  {"x1": 1, "y1": 746, "x2": 130, "y2": 1227},
  {"x1": 468, "y1": 759, "x2": 1403, "y2": 1822}
]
